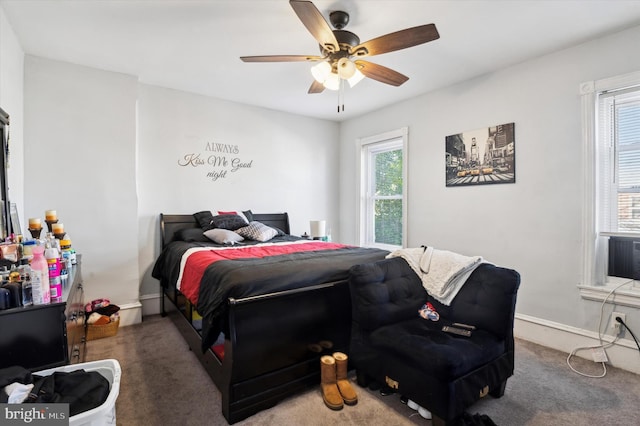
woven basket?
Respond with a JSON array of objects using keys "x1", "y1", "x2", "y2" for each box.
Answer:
[{"x1": 86, "y1": 317, "x2": 120, "y2": 341}]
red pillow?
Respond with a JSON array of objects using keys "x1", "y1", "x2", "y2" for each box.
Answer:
[{"x1": 217, "y1": 210, "x2": 237, "y2": 215}]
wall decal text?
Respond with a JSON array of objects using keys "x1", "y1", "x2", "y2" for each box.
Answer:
[{"x1": 178, "y1": 141, "x2": 253, "y2": 181}]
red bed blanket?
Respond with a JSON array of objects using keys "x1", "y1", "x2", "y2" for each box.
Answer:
[
  {"x1": 177, "y1": 240, "x2": 349, "y2": 305},
  {"x1": 153, "y1": 237, "x2": 389, "y2": 350}
]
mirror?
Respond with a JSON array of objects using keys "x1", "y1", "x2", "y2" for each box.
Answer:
[{"x1": 0, "y1": 107, "x2": 10, "y2": 240}]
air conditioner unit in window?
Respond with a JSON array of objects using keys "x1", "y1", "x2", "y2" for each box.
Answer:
[{"x1": 608, "y1": 236, "x2": 640, "y2": 280}]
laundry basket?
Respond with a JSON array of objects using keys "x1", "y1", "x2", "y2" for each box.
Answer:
[{"x1": 34, "y1": 359, "x2": 121, "y2": 426}]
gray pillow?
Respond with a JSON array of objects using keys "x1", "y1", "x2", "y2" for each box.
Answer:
[
  {"x1": 208, "y1": 214, "x2": 248, "y2": 231},
  {"x1": 235, "y1": 221, "x2": 278, "y2": 242},
  {"x1": 203, "y1": 228, "x2": 244, "y2": 245}
]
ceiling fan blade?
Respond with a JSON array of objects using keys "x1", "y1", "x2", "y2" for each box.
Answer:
[
  {"x1": 289, "y1": 0, "x2": 339, "y2": 53},
  {"x1": 351, "y1": 24, "x2": 439, "y2": 57},
  {"x1": 241, "y1": 55, "x2": 323, "y2": 62},
  {"x1": 308, "y1": 80, "x2": 325, "y2": 94},
  {"x1": 355, "y1": 60, "x2": 409, "y2": 86}
]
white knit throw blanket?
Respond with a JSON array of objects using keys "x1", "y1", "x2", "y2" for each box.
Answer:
[{"x1": 387, "y1": 246, "x2": 483, "y2": 305}]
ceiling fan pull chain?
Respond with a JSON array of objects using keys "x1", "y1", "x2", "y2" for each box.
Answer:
[{"x1": 338, "y1": 78, "x2": 344, "y2": 112}]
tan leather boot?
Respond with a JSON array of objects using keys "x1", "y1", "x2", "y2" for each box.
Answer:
[
  {"x1": 320, "y1": 355, "x2": 344, "y2": 410},
  {"x1": 333, "y1": 352, "x2": 358, "y2": 405}
]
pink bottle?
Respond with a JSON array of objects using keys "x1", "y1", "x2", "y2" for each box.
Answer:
[{"x1": 30, "y1": 245, "x2": 51, "y2": 305}]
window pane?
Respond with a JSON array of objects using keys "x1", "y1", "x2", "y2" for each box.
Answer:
[
  {"x1": 618, "y1": 149, "x2": 640, "y2": 190},
  {"x1": 618, "y1": 193, "x2": 640, "y2": 232},
  {"x1": 617, "y1": 103, "x2": 640, "y2": 147},
  {"x1": 374, "y1": 149, "x2": 403, "y2": 196},
  {"x1": 616, "y1": 100, "x2": 640, "y2": 232},
  {"x1": 374, "y1": 199, "x2": 402, "y2": 246},
  {"x1": 360, "y1": 130, "x2": 406, "y2": 249}
]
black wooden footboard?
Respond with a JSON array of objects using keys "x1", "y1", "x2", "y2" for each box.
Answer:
[{"x1": 162, "y1": 278, "x2": 351, "y2": 424}]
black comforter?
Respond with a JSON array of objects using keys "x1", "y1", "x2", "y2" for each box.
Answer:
[{"x1": 152, "y1": 237, "x2": 388, "y2": 350}]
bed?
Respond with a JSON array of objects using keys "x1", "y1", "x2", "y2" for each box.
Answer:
[{"x1": 151, "y1": 212, "x2": 388, "y2": 423}]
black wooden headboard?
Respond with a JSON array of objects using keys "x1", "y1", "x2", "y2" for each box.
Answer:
[{"x1": 159, "y1": 212, "x2": 291, "y2": 248}]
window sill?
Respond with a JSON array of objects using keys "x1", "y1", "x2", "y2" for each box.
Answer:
[{"x1": 578, "y1": 279, "x2": 640, "y2": 308}]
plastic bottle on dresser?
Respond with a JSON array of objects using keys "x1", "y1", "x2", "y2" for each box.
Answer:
[
  {"x1": 60, "y1": 239, "x2": 73, "y2": 287},
  {"x1": 20, "y1": 259, "x2": 33, "y2": 306},
  {"x1": 60, "y1": 239, "x2": 74, "y2": 264},
  {"x1": 30, "y1": 244, "x2": 50, "y2": 305},
  {"x1": 44, "y1": 232, "x2": 60, "y2": 255},
  {"x1": 22, "y1": 240, "x2": 36, "y2": 262},
  {"x1": 45, "y1": 243, "x2": 62, "y2": 303},
  {"x1": 1, "y1": 267, "x2": 22, "y2": 308}
]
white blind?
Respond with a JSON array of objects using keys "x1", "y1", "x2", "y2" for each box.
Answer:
[{"x1": 597, "y1": 87, "x2": 640, "y2": 235}]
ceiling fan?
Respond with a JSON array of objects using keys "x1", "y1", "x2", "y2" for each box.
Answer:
[{"x1": 240, "y1": 0, "x2": 439, "y2": 101}]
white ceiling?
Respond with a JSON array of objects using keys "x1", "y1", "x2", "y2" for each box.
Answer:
[{"x1": 3, "y1": 0, "x2": 640, "y2": 122}]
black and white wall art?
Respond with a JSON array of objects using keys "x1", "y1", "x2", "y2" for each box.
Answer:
[{"x1": 445, "y1": 122, "x2": 515, "y2": 187}]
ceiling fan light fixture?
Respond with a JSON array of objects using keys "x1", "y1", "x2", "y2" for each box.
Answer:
[
  {"x1": 348, "y1": 69, "x2": 365, "y2": 88},
  {"x1": 323, "y1": 72, "x2": 341, "y2": 91},
  {"x1": 337, "y1": 57, "x2": 357, "y2": 79},
  {"x1": 242, "y1": 1, "x2": 440, "y2": 108},
  {"x1": 311, "y1": 61, "x2": 332, "y2": 83}
]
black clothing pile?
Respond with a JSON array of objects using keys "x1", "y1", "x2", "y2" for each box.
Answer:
[{"x1": 0, "y1": 365, "x2": 110, "y2": 416}]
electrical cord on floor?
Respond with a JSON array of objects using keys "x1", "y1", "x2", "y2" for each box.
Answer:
[
  {"x1": 616, "y1": 317, "x2": 640, "y2": 353},
  {"x1": 566, "y1": 280, "x2": 633, "y2": 378}
]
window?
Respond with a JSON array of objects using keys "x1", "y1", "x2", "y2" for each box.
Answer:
[
  {"x1": 599, "y1": 89, "x2": 640, "y2": 235},
  {"x1": 580, "y1": 72, "x2": 640, "y2": 305},
  {"x1": 358, "y1": 128, "x2": 407, "y2": 249}
]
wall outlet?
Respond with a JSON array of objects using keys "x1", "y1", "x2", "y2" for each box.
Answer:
[{"x1": 610, "y1": 312, "x2": 626, "y2": 336}]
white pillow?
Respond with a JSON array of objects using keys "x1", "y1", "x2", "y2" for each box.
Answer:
[
  {"x1": 235, "y1": 221, "x2": 278, "y2": 242},
  {"x1": 203, "y1": 228, "x2": 244, "y2": 245}
]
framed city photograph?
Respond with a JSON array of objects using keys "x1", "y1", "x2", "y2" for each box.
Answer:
[{"x1": 445, "y1": 122, "x2": 515, "y2": 187}]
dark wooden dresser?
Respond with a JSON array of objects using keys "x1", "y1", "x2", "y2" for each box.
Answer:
[{"x1": 0, "y1": 258, "x2": 85, "y2": 371}]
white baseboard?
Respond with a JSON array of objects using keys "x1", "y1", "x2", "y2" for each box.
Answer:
[
  {"x1": 140, "y1": 293, "x2": 162, "y2": 317},
  {"x1": 117, "y1": 301, "x2": 143, "y2": 326},
  {"x1": 515, "y1": 313, "x2": 640, "y2": 375}
]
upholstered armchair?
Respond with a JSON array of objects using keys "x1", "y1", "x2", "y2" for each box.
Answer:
[{"x1": 348, "y1": 257, "x2": 520, "y2": 426}]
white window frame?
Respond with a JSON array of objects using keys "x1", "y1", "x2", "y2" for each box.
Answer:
[
  {"x1": 579, "y1": 71, "x2": 640, "y2": 307},
  {"x1": 356, "y1": 127, "x2": 408, "y2": 250}
]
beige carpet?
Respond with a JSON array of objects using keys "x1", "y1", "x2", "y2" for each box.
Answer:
[{"x1": 85, "y1": 315, "x2": 640, "y2": 426}]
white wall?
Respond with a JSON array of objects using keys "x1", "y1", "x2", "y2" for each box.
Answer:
[
  {"x1": 6, "y1": 5, "x2": 640, "y2": 371},
  {"x1": 23, "y1": 56, "x2": 140, "y2": 318},
  {"x1": 136, "y1": 84, "x2": 340, "y2": 297},
  {"x1": 339, "y1": 24, "x2": 640, "y2": 368},
  {"x1": 0, "y1": 6, "x2": 24, "y2": 221},
  {"x1": 21, "y1": 54, "x2": 339, "y2": 322},
  {"x1": 20, "y1": 54, "x2": 340, "y2": 321}
]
